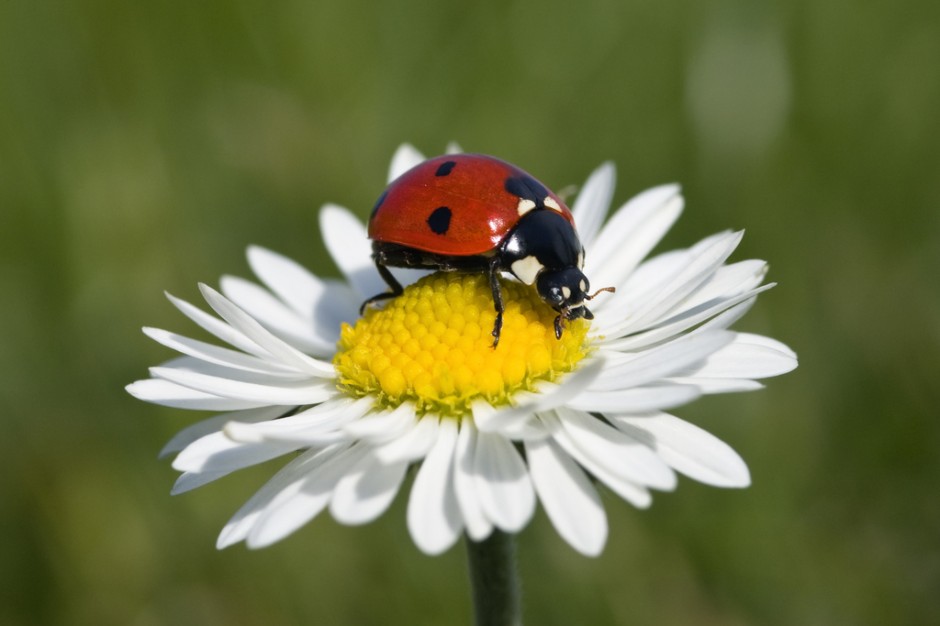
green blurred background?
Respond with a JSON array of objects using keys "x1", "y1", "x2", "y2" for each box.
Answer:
[{"x1": 2, "y1": 0, "x2": 938, "y2": 624}]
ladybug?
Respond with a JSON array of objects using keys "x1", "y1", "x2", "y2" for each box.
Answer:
[{"x1": 364, "y1": 154, "x2": 613, "y2": 347}]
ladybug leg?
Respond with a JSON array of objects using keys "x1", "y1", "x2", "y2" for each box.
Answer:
[
  {"x1": 487, "y1": 257, "x2": 504, "y2": 348},
  {"x1": 360, "y1": 261, "x2": 404, "y2": 314}
]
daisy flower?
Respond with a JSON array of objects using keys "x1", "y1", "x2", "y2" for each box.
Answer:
[{"x1": 127, "y1": 144, "x2": 797, "y2": 557}]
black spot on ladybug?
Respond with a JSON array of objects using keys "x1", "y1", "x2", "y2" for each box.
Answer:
[
  {"x1": 427, "y1": 206, "x2": 452, "y2": 235},
  {"x1": 435, "y1": 160, "x2": 457, "y2": 177},
  {"x1": 504, "y1": 175, "x2": 548, "y2": 209},
  {"x1": 370, "y1": 189, "x2": 388, "y2": 221}
]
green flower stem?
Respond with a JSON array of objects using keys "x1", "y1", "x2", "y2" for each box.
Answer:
[{"x1": 465, "y1": 531, "x2": 521, "y2": 626}]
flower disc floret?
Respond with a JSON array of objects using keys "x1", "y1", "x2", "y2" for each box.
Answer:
[{"x1": 333, "y1": 272, "x2": 590, "y2": 416}]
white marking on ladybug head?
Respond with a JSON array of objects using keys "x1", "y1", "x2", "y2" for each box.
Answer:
[
  {"x1": 577, "y1": 251, "x2": 584, "y2": 269},
  {"x1": 543, "y1": 196, "x2": 562, "y2": 212},
  {"x1": 516, "y1": 198, "x2": 537, "y2": 216},
  {"x1": 561, "y1": 286, "x2": 572, "y2": 300},
  {"x1": 579, "y1": 279, "x2": 586, "y2": 292},
  {"x1": 510, "y1": 255, "x2": 544, "y2": 285}
]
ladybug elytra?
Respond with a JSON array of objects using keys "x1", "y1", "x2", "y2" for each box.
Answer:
[{"x1": 363, "y1": 154, "x2": 613, "y2": 347}]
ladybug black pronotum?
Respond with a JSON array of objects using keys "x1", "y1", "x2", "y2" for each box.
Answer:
[{"x1": 363, "y1": 154, "x2": 613, "y2": 347}]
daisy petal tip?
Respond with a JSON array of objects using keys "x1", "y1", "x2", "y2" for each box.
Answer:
[
  {"x1": 778, "y1": 355, "x2": 799, "y2": 375},
  {"x1": 216, "y1": 524, "x2": 249, "y2": 550},
  {"x1": 218, "y1": 274, "x2": 238, "y2": 290},
  {"x1": 632, "y1": 496, "x2": 653, "y2": 510},
  {"x1": 595, "y1": 160, "x2": 616, "y2": 181},
  {"x1": 215, "y1": 535, "x2": 236, "y2": 550},
  {"x1": 163, "y1": 291, "x2": 190, "y2": 310},
  {"x1": 245, "y1": 243, "x2": 268, "y2": 260},
  {"x1": 245, "y1": 520, "x2": 297, "y2": 550},
  {"x1": 714, "y1": 459, "x2": 751, "y2": 488},
  {"x1": 412, "y1": 532, "x2": 459, "y2": 556},
  {"x1": 561, "y1": 519, "x2": 608, "y2": 558},
  {"x1": 578, "y1": 537, "x2": 607, "y2": 558},
  {"x1": 318, "y1": 203, "x2": 357, "y2": 229},
  {"x1": 245, "y1": 245, "x2": 287, "y2": 279},
  {"x1": 223, "y1": 421, "x2": 262, "y2": 444},
  {"x1": 658, "y1": 182, "x2": 681, "y2": 196},
  {"x1": 388, "y1": 144, "x2": 426, "y2": 182},
  {"x1": 196, "y1": 282, "x2": 221, "y2": 302}
]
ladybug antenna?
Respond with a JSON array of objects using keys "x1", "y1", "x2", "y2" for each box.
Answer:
[{"x1": 585, "y1": 285, "x2": 616, "y2": 301}]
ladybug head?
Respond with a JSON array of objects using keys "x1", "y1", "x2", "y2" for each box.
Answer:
[
  {"x1": 536, "y1": 268, "x2": 593, "y2": 339},
  {"x1": 535, "y1": 268, "x2": 617, "y2": 339}
]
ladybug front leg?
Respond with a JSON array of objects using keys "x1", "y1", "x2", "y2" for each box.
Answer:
[
  {"x1": 487, "y1": 257, "x2": 504, "y2": 348},
  {"x1": 360, "y1": 260, "x2": 404, "y2": 314}
]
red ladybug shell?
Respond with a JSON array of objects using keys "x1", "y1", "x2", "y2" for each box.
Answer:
[{"x1": 368, "y1": 154, "x2": 575, "y2": 256}]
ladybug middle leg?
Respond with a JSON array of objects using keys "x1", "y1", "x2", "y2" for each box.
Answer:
[{"x1": 487, "y1": 256, "x2": 504, "y2": 348}]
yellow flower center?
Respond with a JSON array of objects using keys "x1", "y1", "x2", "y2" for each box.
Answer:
[{"x1": 333, "y1": 272, "x2": 591, "y2": 417}]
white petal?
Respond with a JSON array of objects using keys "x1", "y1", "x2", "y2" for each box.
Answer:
[
  {"x1": 473, "y1": 359, "x2": 604, "y2": 434},
  {"x1": 343, "y1": 403, "x2": 416, "y2": 443},
  {"x1": 606, "y1": 231, "x2": 745, "y2": 336},
  {"x1": 590, "y1": 331, "x2": 735, "y2": 391},
  {"x1": 541, "y1": 413, "x2": 652, "y2": 508},
  {"x1": 247, "y1": 444, "x2": 369, "y2": 548},
  {"x1": 444, "y1": 141, "x2": 463, "y2": 155},
  {"x1": 599, "y1": 286, "x2": 771, "y2": 351},
  {"x1": 246, "y1": 245, "x2": 359, "y2": 333},
  {"x1": 150, "y1": 366, "x2": 335, "y2": 406},
  {"x1": 525, "y1": 437, "x2": 607, "y2": 557},
  {"x1": 165, "y1": 292, "x2": 269, "y2": 359},
  {"x1": 470, "y1": 399, "x2": 545, "y2": 441},
  {"x1": 697, "y1": 293, "x2": 759, "y2": 332},
  {"x1": 407, "y1": 419, "x2": 462, "y2": 555},
  {"x1": 171, "y1": 470, "x2": 229, "y2": 494},
  {"x1": 373, "y1": 416, "x2": 440, "y2": 464},
  {"x1": 668, "y1": 377, "x2": 765, "y2": 393},
  {"x1": 733, "y1": 332, "x2": 797, "y2": 358},
  {"x1": 330, "y1": 452, "x2": 408, "y2": 525},
  {"x1": 199, "y1": 284, "x2": 335, "y2": 378},
  {"x1": 217, "y1": 446, "x2": 340, "y2": 548},
  {"x1": 223, "y1": 397, "x2": 372, "y2": 445},
  {"x1": 682, "y1": 259, "x2": 768, "y2": 310},
  {"x1": 173, "y1": 430, "x2": 298, "y2": 473},
  {"x1": 553, "y1": 407, "x2": 675, "y2": 489},
  {"x1": 126, "y1": 379, "x2": 265, "y2": 411},
  {"x1": 157, "y1": 355, "x2": 307, "y2": 386},
  {"x1": 571, "y1": 162, "x2": 615, "y2": 248},
  {"x1": 142, "y1": 327, "x2": 302, "y2": 379},
  {"x1": 473, "y1": 432, "x2": 536, "y2": 532},
  {"x1": 160, "y1": 405, "x2": 286, "y2": 457},
  {"x1": 453, "y1": 422, "x2": 493, "y2": 541},
  {"x1": 586, "y1": 184, "x2": 683, "y2": 293},
  {"x1": 319, "y1": 204, "x2": 386, "y2": 300},
  {"x1": 679, "y1": 332, "x2": 798, "y2": 379},
  {"x1": 220, "y1": 275, "x2": 334, "y2": 356},
  {"x1": 605, "y1": 248, "x2": 688, "y2": 311},
  {"x1": 569, "y1": 384, "x2": 701, "y2": 414},
  {"x1": 388, "y1": 143, "x2": 426, "y2": 182},
  {"x1": 613, "y1": 413, "x2": 750, "y2": 487}
]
